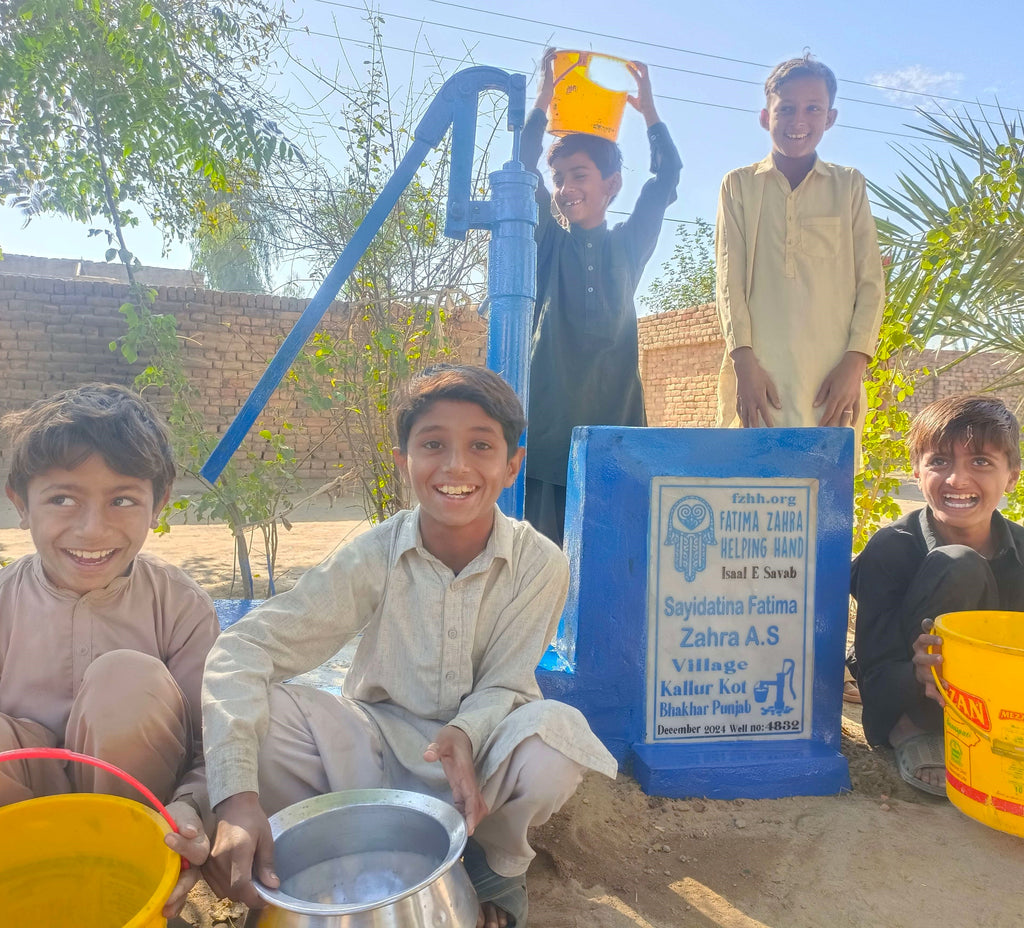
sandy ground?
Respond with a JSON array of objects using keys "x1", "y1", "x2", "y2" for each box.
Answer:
[{"x1": 2, "y1": 496, "x2": 1021, "y2": 928}]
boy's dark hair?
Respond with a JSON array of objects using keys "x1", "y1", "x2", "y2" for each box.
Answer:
[
  {"x1": 908, "y1": 395, "x2": 1022, "y2": 470},
  {"x1": 395, "y1": 365, "x2": 526, "y2": 457},
  {"x1": 3, "y1": 383, "x2": 176, "y2": 504},
  {"x1": 547, "y1": 133, "x2": 623, "y2": 179},
  {"x1": 765, "y1": 54, "x2": 838, "y2": 108}
]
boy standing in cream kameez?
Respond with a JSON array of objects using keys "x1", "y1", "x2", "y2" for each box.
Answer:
[
  {"x1": 202, "y1": 366, "x2": 616, "y2": 928},
  {"x1": 715, "y1": 54, "x2": 885, "y2": 439}
]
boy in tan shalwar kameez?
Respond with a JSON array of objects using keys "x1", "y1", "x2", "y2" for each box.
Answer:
[{"x1": 715, "y1": 54, "x2": 885, "y2": 448}]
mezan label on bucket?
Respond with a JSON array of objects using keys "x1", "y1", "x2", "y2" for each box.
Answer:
[{"x1": 645, "y1": 477, "x2": 818, "y2": 743}]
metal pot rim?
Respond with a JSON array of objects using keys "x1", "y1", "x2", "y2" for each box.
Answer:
[{"x1": 254, "y1": 788, "x2": 468, "y2": 916}]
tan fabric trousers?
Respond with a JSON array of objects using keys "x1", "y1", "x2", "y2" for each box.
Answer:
[
  {"x1": 0, "y1": 649, "x2": 191, "y2": 806},
  {"x1": 257, "y1": 684, "x2": 585, "y2": 876}
]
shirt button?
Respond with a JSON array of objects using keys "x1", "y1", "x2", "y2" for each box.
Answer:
[
  {"x1": 586, "y1": 242, "x2": 593, "y2": 248},
  {"x1": 446, "y1": 671, "x2": 457, "y2": 682},
  {"x1": 447, "y1": 628, "x2": 458, "y2": 639},
  {"x1": 78, "y1": 646, "x2": 88, "y2": 656},
  {"x1": 587, "y1": 286, "x2": 594, "y2": 292},
  {"x1": 587, "y1": 265, "x2": 594, "y2": 271}
]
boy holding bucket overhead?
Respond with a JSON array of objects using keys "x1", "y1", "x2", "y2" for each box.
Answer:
[
  {"x1": 523, "y1": 48, "x2": 681, "y2": 545},
  {"x1": 201, "y1": 366, "x2": 616, "y2": 928},
  {"x1": 851, "y1": 396, "x2": 1023, "y2": 796},
  {"x1": 0, "y1": 384, "x2": 217, "y2": 917},
  {"x1": 714, "y1": 54, "x2": 885, "y2": 440}
]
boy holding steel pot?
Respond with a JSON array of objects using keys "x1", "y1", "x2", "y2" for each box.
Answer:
[{"x1": 202, "y1": 366, "x2": 616, "y2": 928}]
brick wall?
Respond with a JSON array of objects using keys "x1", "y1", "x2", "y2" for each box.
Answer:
[
  {"x1": 0, "y1": 272, "x2": 486, "y2": 480},
  {"x1": 638, "y1": 303, "x2": 722, "y2": 426},
  {"x1": 1, "y1": 266, "x2": 1019, "y2": 481},
  {"x1": 903, "y1": 350, "x2": 1024, "y2": 417},
  {"x1": 636, "y1": 301, "x2": 1024, "y2": 426}
]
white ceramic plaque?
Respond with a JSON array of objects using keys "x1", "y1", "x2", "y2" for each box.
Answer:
[{"x1": 646, "y1": 477, "x2": 818, "y2": 743}]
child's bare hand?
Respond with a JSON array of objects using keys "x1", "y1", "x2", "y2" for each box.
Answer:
[
  {"x1": 732, "y1": 347, "x2": 781, "y2": 427},
  {"x1": 424, "y1": 725, "x2": 489, "y2": 834},
  {"x1": 912, "y1": 619, "x2": 946, "y2": 706},
  {"x1": 535, "y1": 47, "x2": 557, "y2": 112},
  {"x1": 626, "y1": 61, "x2": 660, "y2": 126},
  {"x1": 205, "y1": 791, "x2": 279, "y2": 909},
  {"x1": 161, "y1": 800, "x2": 210, "y2": 918},
  {"x1": 814, "y1": 351, "x2": 869, "y2": 426}
]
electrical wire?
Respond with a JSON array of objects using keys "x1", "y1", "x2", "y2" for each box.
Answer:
[
  {"x1": 284, "y1": 25, "x2": 929, "y2": 140},
  {"x1": 307, "y1": 0, "x2": 1018, "y2": 113},
  {"x1": 421, "y1": 0, "x2": 1015, "y2": 111}
]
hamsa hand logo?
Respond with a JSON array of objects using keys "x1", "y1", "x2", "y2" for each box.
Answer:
[{"x1": 665, "y1": 495, "x2": 716, "y2": 582}]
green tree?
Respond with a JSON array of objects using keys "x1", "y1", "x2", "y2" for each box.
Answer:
[
  {"x1": 190, "y1": 166, "x2": 279, "y2": 293},
  {"x1": 871, "y1": 107, "x2": 1024, "y2": 370},
  {"x1": 0, "y1": 0, "x2": 294, "y2": 277},
  {"x1": 641, "y1": 218, "x2": 715, "y2": 314},
  {"x1": 856, "y1": 105, "x2": 1024, "y2": 545},
  {"x1": 262, "y1": 19, "x2": 493, "y2": 522}
]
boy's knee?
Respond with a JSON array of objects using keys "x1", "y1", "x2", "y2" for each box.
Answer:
[
  {"x1": 923, "y1": 545, "x2": 992, "y2": 588},
  {"x1": 74, "y1": 650, "x2": 184, "y2": 736},
  {"x1": 509, "y1": 736, "x2": 584, "y2": 805},
  {"x1": 81, "y1": 650, "x2": 178, "y2": 704}
]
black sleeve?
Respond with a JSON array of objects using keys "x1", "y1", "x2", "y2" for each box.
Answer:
[
  {"x1": 620, "y1": 121, "x2": 682, "y2": 271},
  {"x1": 521, "y1": 107, "x2": 553, "y2": 236},
  {"x1": 851, "y1": 524, "x2": 928, "y2": 745}
]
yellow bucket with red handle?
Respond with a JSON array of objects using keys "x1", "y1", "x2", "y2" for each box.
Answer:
[
  {"x1": 932, "y1": 611, "x2": 1024, "y2": 837},
  {"x1": 0, "y1": 748, "x2": 184, "y2": 927}
]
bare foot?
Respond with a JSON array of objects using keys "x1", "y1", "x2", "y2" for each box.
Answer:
[
  {"x1": 477, "y1": 901, "x2": 510, "y2": 928},
  {"x1": 889, "y1": 714, "x2": 946, "y2": 792}
]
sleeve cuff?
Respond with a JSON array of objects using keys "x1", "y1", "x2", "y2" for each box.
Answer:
[
  {"x1": 446, "y1": 717, "x2": 482, "y2": 755},
  {"x1": 206, "y1": 747, "x2": 260, "y2": 810}
]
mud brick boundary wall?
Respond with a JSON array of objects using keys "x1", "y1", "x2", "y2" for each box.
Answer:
[
  {"x1": 636, "y1": 302, "x2": 1024, "y2": 426},
  {"x1": 0, "y1": 271, "x2": 486, "y2": 481},
  {"x1": 0, "y1": 268, "x2": 1019, "y2": 481}
]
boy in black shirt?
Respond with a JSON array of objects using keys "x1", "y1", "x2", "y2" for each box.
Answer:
[
  {"x1": 522, "y1": 49, "x2": 681, "y2": 545},
  {"x1": 852, "y1": 396, "x2": 1023, "y2": 794}
]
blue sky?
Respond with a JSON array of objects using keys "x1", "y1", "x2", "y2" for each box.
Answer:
[{"x1": 3, "y1": 0, "x2": 1021, "y2": 303}]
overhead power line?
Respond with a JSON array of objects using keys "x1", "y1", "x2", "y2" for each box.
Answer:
[
  {"x1": 284, "y1": 24, "x2": 927, "y2": 141},
  {"x1": 421, "y1": 0, "x2": 1015, "y2": 111},
  {"x1": 311, "y1": 0, "x2": 926, "y2": 113}
]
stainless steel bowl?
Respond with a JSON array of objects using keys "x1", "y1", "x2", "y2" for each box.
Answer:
[{"x1": 252, "y1": 789, "x2": 478, "y2": 928}]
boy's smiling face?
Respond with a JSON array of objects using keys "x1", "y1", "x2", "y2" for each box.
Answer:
[
  {"x1": 550, "y1": 150, "x2": 622, "y2": 230},
  {"x1": 5, "y1": 452, "x2": 166, "y2": 595},
  {"x1": 760, "y1": 75, "x2": 837, "y2": 162},
  {"x1": 394, "y1": 399, "x2": 524, "y2": 557},
  {"x1": 914, "y1": 440, "x2": 1020, "y2": 548}
]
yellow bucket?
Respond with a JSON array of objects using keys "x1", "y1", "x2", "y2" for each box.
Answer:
[
  {"x1": 548, "y1": 50, "x2": 635, "y2": 141},
  {"x1": 0, "y1": 749, "x2": 181, "y2": 927},
  {"x1": 932, "y1": 611, "x2": 1024, "y2": 837}
]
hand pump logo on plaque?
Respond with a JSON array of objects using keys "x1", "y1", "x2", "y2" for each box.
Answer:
[{"x1": 646, "y1": 478, "x2": 818, "y2": 742}]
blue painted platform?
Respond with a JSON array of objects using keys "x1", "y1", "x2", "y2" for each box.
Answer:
[{"x1": 537, "y1": 425, "x2": 854, "y2": 800}]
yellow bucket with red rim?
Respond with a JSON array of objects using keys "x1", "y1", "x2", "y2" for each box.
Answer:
[{"x1": 0, "y1": 748, "x2": 184, "y2": 927}]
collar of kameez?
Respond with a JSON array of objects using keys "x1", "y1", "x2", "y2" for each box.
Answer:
[
  {"x1": 29, "y1": 551, "x2": 136, "y2": 602},
  {"x1": 918, "y1": 506, "x2": 1021, "y2": 563},
  {"x1": 755, "y1": 153, "x2": 832, "y2": 178},
  {"x1": 393, "y1": 504, "x2": 514, "y2": 573},
  {"x1": 569, "y1": 221, "x2": 608, "y2": 240}
]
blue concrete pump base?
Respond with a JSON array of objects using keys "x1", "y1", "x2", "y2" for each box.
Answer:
[{"x1": 631, "y1": 741, "x2": 850, "y2": 799}]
